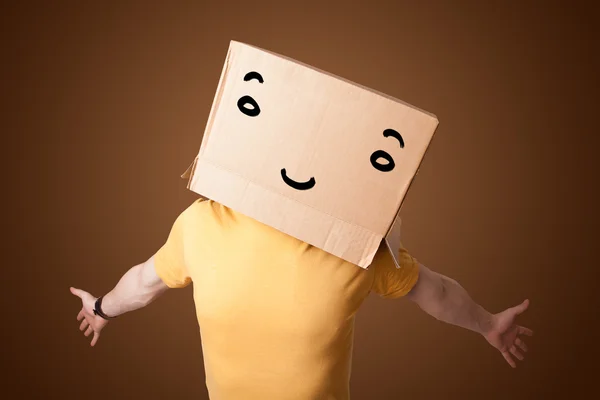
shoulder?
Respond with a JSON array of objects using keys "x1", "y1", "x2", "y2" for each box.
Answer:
[
  {"x1": 370, "y1": 244, "x2": 421, "y2": 299},
  {"x1": 172, "y1": 198, "x2": 213, "y2": 229},
  {"x1": 177, "y1": 198, "x2": 241, "y2": 232},
  {"x1": 180, "y1": 198, "x2": 216, "y2": 217}
]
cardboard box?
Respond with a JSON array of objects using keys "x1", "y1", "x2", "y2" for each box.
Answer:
[{"x1": 182, "y1": 41, "x2": 438, "y2": 269}]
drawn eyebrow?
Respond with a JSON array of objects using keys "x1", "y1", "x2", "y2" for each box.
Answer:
[
  {"x1": 243, "y1": 71, "x2": 264, "y2": 83},
  {"x1": 383, "y1": 129, "x2": 404, "y2": 148}
]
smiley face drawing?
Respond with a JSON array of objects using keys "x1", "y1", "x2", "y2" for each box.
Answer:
[
  {"x1": 188, "y1": 41, "x2": 437, "y2": 267},
  {"x1": 235, "y1": 70, "x2": 409, "y2": 193}
]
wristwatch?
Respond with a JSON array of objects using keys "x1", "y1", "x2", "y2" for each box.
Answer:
[{"x1": 93, "y1": 296, "x2": 116, "y2": 320}]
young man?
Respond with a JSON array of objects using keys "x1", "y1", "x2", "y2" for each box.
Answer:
[{"x1": 71, "y1": 198, "x2": 532, "y2": 400}]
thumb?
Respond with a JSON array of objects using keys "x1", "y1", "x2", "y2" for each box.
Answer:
[
  {"x1": 511, "y1": 299, "x2": 530, "y2": 315},
  {"x1": 70, "y1": 287, "x2": 86, "y2": 299}
]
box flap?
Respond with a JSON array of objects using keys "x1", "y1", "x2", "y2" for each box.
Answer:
[{"x1": 189, "y1": 157, "x2": 382, "y2": 267}]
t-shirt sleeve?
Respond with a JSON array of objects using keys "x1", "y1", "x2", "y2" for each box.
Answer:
[
  {"x1": 371, "y1": 243, "x2": 420, "y2": 299},
  {"x1": 153, "y1": 203, "x2": 196, "y2": 289}
]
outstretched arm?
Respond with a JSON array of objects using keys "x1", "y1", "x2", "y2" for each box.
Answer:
[
  {"x1": 406, "y1": 263, "x2": 533, "y2": 368},
  {"x1": 95, "y1": 255, "x2": 168, "y2": 316},
  {"x1": 70, "y1": 255, "x2": 168, "y2": 346}
]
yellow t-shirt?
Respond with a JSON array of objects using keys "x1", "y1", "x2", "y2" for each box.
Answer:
[{"x1": 154, "y1": 199, "x2": 420, "y2": 400}]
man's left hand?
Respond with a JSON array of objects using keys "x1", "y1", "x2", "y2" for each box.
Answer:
[{"x1": 484, "y1": 299, "x2": 534, "y2": 368}]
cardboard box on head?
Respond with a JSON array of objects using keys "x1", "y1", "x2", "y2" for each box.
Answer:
[{"x1": 182, "y1": 40, "x2": 438, "y2": 269}]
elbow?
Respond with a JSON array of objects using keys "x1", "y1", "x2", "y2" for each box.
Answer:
[
  {"x1": 135, "y1": 264, "x2": 161, "y2": 306},
  {"x1": 438, "y1": 275, "x2": 449, "y2": 301},
  {"x1": 427, "y1": 274, "x2": 450, "y2": 321},
  {"x1": 410, "y1": 266, "x2": 449, "y2": 316}
]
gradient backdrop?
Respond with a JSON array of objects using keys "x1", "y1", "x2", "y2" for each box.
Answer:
[{"x1": 3, "y1": 1, "x2": 597, "y2": 399}]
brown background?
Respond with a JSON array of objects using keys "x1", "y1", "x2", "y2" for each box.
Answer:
[{"x1": 2, "y1": 1, "x2": 597, "y2": 399}]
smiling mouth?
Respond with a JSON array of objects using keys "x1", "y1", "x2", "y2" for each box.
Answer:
[{"x1": 281, "y1": 168, "x2": 316, "y2": 191}]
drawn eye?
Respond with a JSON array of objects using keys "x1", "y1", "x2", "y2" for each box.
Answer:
[
  {"x1": 237, "y1": 95, "x2": 261, "y2": 117},
  {"x1": 370, "y1": 129, "x2": 404, "y2": 172},
  {"x1": 383, "y1": 128, "x2": 404, "y2": 148},
  {"x1": 370, "y1": 150, "x2": 395, "y2": 172},
  {"x1": 244, "y1": 71, "x2": 264, "y2": 83}
]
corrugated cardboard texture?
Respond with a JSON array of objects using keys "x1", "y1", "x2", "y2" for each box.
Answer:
[{"x1": 185, "y1": 41, "x2": 438, "y2": 268}]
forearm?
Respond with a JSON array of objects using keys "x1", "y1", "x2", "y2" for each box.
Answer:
[
  {"x1": 409, "y1": 265, "x2": 493, "y2": 335},
  {"x1": 100, "y1": 256, "x2": 168, "y2": 318}
]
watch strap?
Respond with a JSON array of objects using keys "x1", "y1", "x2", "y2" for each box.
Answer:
[{"x1": 93, "y1": 296, "x2": 116, "y2": 320}]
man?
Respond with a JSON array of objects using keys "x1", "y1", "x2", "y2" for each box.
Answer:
[{"x1": 71, "y1": 198, "x2": 532, "y2": 399}]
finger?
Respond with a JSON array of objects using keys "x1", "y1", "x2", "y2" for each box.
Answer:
[
  {"x1": 515, "y1": 338, "x2": 528, "y2": 352},
  {"x1": 510, "y1": 345, "x2": 524, "y2": 361},
  {"x1": 77, "y1": 309, "x2": 85, "y2": 321},
  {"x1": 519, "y1": 326, "x2": 534, "y2": 336},
  {"x1": 79, "y1": 319, "x2": 89, "y2": 331},
  {"x1": 502, "y1": 351, "x2": 516, "y2": 368},
  {"x1": 84, "y1": 326, "x2": 93, "y2": 337},
  {"x1": 91, "y1": 331, "x2": 100, "y2": 347},
  {"x1": 70, "y1": 287, "x2": 85, "y2": 299},
  {"x1": 511, "y1": 299, "x2": 530, "y2": 315}
]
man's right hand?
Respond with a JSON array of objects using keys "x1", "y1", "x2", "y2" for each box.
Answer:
[{"x1": 70, "y1": 287, "x2": 108, "y2": 347}]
